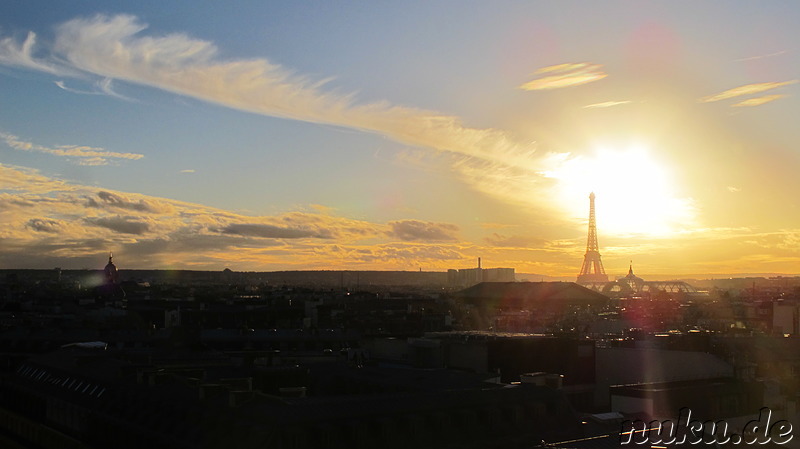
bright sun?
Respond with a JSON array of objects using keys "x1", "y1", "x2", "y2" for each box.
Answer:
[{"x1": 545, "y1": 145, "x2": 695, "y2": 236}]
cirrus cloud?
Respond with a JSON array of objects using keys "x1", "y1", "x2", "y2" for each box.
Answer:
[
  {"x1": 699, "y1": 80, "x2": 797, "y2": 104},
  {"x1": 731, "y1": 94, "x2": 786, "y2": 108},
  {"x1": 520, "y1": 62, "x2": 607, "y2": 91},
  {"x1": 0, "y1": 14, "x2": 562, "y2": 214},
  {"x1": 583, "y1": 100, "x2": 632, "y2": 109},
  {"x1": 1, "y1": 131, "x2": 143, "y2": 166}
]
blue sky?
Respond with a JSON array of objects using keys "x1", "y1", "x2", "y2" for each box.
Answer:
[{"x1": 1, "y1": 1, "x2": 799, "y2": 276}]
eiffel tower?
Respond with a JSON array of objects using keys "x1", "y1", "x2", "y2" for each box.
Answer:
[{"x1": 577, "y1": 192, "x2": 608, "y2": 284}]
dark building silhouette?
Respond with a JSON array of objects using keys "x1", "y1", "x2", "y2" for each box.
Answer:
[{"x1": 96, "y1": 253, "x2": 125, "y2": 302}]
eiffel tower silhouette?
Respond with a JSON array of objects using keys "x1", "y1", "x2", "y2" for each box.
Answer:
[{"x1": 577, "y1": 192, "x2": 608, "y2": 283}]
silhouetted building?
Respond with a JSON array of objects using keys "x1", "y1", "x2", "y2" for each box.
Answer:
[
  {"x1": 447, "y1": 260, "x2": 515, "y2": 288},
  {"x1": 96, "y1": 253, "x2": 125, "y2": 302}
]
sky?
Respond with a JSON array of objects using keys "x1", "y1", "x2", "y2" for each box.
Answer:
[{"x1": 1, "y1": 1, "x2": 799, "y2": 278}]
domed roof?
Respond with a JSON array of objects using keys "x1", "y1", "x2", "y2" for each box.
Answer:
[
  {"x1": 104, "y1": 253, "x2": 118, "y2": 284},
  {"x1": 623, "y1": 263, "x2": 643, "y2": 283}
]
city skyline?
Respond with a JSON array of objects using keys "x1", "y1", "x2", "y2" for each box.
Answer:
[{"x1": 1, "y1": 2, "x2": 799, "y2": 277}]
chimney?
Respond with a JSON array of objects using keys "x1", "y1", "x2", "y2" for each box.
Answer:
[{"x1": 478, "y1": 257, "x2": 481, "y2": 269}]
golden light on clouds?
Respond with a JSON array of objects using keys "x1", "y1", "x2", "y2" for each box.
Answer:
[
  {"x1": 699, "y1": 80, "x2": 797, "y2": 103},
  {"x1": 1, "y1": 132, "x2": 143, "y2": 166},
  {"x1": 520, "y1": 62, "x2": 607, "y2": 91},
  {"x1": 731, "y1": 94, "x2": 786, "y2": 108},
  {"x1": 0, "y1": 163, "x2": 479, "y2": 270}
]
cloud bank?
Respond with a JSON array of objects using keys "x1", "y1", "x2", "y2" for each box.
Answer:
[{"x1": 0, "y1": 163, "x2": 478, "y2": 270}]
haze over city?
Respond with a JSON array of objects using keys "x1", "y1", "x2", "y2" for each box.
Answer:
[{"x1": 1, "y1": 1, "x2": 799, "y2": 278}]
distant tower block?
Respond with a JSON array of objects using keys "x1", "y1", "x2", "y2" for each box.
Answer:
[{"x1": 577, "y1": 192, "x2": 609, "y2": 283}]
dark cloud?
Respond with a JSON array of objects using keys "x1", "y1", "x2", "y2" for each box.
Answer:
[
  {"x1": 388, "y1": 220, "x2": 459, "y2": 242},
  {"x1": 85, "y1": 216, "x2": 150, "y2": 235},
  {"x1": 217, "y1": 223, "x2": 334, "y2": 239},
  {"x1": 26, "y1": 218, "x2": 63, "y2": 233},
  {"x1": 85, "y1": 191, "x2": 167, "y2": 213}
]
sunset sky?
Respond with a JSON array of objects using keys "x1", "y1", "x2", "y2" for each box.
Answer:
[{"x1": 1, "y1": 1, "x2": 799, "y2": 278}]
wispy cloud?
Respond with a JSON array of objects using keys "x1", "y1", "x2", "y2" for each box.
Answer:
[
  {"x1": 0, "y1": 14, "x2": 561, "y2": 210},
  {"x1": 0, "y1": 32, "x2": 68, "y2": 75},
  {"x1": 731, "y1": 94, "x2": 786, "y2": 108},
  {"x1": 583, "y1": 100, "x2": 632, "y2": 109},
  {"x1": 734, "y1": 50, "x2": 787, "y2": 62},
  {"x1": 699, "y1": 80, "x2": 797, "y2": 103},
  {"x1": 216, "y1": 223, "x2": 335, "y2": 239},
  {"x1": 40, "y1": 15, "x2": 526, "y2": 163},
  {"x1": 54, "y1": 78, "x2": 132, "y2": 101},
  {"x1": 54, "y1": 80, "x2": 98, "y2": 95},
  {"x1": 1, "y1": 132, "x2": 143, "y2": 166},
  {"x1": 180, "y1": 169, "x2": 195, "y2": 174},
  {"x1": 520, "y1": 62, "x2": 607, "y2": 91}
]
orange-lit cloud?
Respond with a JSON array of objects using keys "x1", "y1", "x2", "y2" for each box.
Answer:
[
  {"x1": 2, "y1": 160, "x2": 799, "y2": 276},
  {"x1": 1, "y1": 132, "x2": 143, "y2": 166},
  {"x1": 699, "y1": 80, "x2": 797, "y2": 103},
  {"x1": 388, "y1": 220, "x2": 459, "y2": 242},
  {"x1": 0, "y1": 163, "x2": 475, "y2": 270},
  {"x1": 731, "y1": 94, "x2": 786, "y2": 107},
  {"x1": 520, "y1": 62, "x2": 607, "y2": 91},
  {"x1": 0, "y1": 164, "x2": 74, "y2": 193}
]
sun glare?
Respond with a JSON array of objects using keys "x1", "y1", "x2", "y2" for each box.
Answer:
[{"x1": 545, "y1": 145, "x2": 695, "y2": 236}]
